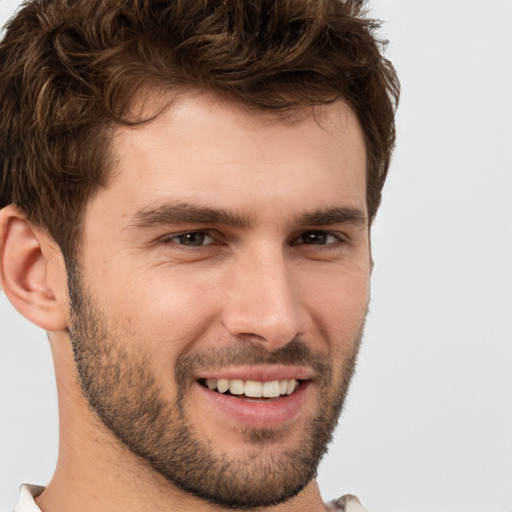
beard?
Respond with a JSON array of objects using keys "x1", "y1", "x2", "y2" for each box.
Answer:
[{"x1": 66, "y1": 264, "x2": 365, "y2": 510}]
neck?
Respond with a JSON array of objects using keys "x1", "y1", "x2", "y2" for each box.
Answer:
[{"x1": 37, "y1": 437, "x2": 327, "y2": 512}]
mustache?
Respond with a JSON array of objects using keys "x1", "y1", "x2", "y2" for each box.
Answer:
[{"x1": 175, "y1": 338, "x2": 332, "y2": 387}]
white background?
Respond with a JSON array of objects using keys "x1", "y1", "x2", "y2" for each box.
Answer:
[{"x1": 1, "y1": 1, "x2": 511, "y2": 511}]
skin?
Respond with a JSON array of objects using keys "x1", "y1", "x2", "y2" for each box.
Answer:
[{"x1": 0, "y1": 91, "x2": 370, "y2": 512}]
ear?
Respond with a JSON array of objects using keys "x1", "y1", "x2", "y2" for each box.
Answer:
[{"x1": 0, "y1": 206, "x2": 68, "y2": 331}]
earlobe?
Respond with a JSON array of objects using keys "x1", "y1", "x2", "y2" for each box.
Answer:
[{"x1": 0, "y1": 206, "x2": 68, "y2": 331}]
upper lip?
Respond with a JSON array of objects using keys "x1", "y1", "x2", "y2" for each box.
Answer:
[{"x1": 194, "y1": 365, "x2": 315, "y2": 382}]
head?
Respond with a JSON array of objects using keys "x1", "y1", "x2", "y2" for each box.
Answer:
[
  {"x1": 0, "y1": 0, "x2": 398, "y2": 263},
  {"x1": 0, "y1": 0, "x2": 399, "y2": 509}
]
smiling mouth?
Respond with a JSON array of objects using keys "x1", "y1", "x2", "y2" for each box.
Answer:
[{"x1": 199, "y1": 378, "x2": 302, "y2": 399}]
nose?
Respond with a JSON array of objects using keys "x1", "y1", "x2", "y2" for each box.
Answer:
[{"x1": 221, "y1": 245, "x2": 311, "y2": 350}]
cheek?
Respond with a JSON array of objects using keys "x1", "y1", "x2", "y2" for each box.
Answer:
[
  {"x1": 110, "y1": 269, "x2": 223, "y2": 354},
  {"x1": 301, "y1": 264, "x2": 370, "y2": 348}
]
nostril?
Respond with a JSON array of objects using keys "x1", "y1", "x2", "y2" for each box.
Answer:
[{"x1": 238, "y1": 333, "x2": 270, "y2": 343}]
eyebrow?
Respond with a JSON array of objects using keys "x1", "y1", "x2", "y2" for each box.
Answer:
[
  {"x1": 130, "y1": 203, "x2": 250, "y2": 229},
  {"x1": 297, "y1": 207, "x2": 367, "y2": 227},
  {"x1": 129, "y1": 203, "x2": 367, "y2": 230}
]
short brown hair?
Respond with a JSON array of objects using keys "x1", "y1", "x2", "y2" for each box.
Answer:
[{"x1": 0, "y1": 0, "x2": 399, "y2": 260}]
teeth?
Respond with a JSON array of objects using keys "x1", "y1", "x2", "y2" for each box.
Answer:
[
  {"x1": 203, "y1": 378, "x2": 300, "y2": 398},
  {"x1": 262, "y1": 380, "x2": 280, "y2": 398},
  {"x1": 217, "y1": 379, "x2": 230, "y2": 393},
  {"x1": 245, "y1": 380, "x2": 263, "y2": 398},
  {"x1": 229, "y1": 379, "x2": 245, "y2": 395}
]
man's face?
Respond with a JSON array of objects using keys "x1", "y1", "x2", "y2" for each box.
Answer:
[{"x1": 67, "y1": 92, "x2": 370, "y2": 508}]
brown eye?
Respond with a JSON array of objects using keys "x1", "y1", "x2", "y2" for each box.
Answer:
[
  {"x1": 168, "y1": 232, "x2": 215, "y2": 247},
  {"x1": 296, "y1": 231, "x2": 338, "y2": 245}
]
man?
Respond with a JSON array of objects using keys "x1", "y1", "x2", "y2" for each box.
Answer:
[{"x1": 0, "y1": 0, "x2": 399, "y2": 511}]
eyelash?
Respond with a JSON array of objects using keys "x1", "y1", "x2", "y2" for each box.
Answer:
[
  {"x1": 291, "y1": 231, "x2": 343, "y2": 247},
  {"x1": 163, "y1": 231, "x2": 217, "y2": 247},
  {"x1": 161, "y1": 230, "x2": 345, "y2": 248}
]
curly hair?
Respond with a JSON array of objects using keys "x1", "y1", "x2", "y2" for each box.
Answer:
[{"x1": 0, "y1": 0, "x2": 399, "y2": 259}]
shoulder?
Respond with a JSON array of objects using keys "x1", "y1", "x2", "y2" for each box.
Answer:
[{"x1": 326, "y1": 494, "x2": 370, "y2": 512}]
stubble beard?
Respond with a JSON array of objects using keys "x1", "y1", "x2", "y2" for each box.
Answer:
[{"x1": 66, "y1": 265, "x2": 365, "y2": 510}]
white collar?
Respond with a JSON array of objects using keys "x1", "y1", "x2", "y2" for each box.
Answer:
[{"x1": 13, "y1": 484, "x2": 44, "y2": 512}]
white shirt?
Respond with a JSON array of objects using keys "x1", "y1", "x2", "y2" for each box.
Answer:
[
  {"x1": 14, "y1": 484, "x2": 369, "y2": 512},
  {"x1": 13, "y1": 485, "x2": 44, "y2": 512}
]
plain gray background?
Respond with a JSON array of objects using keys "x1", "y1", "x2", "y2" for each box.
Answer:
[{"x1": 1, "y1": 1, "x2": 511, "y2": 511}]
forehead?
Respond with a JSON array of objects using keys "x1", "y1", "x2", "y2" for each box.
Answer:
[{"x1": 92, "y1": 91, "x2": 367, "y2": 226}]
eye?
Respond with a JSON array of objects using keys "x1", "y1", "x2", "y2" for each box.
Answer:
[
  {"x1": 294, "y1": 231, "x2": 340, "y2": 246},
  {"x1": 165, "y1": 231, "x2": 216, "y2": 247}
]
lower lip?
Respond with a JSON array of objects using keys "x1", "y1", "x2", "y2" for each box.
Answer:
[{"x1": 195, "y1": 381, "x2": 309, "y2": 429}]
